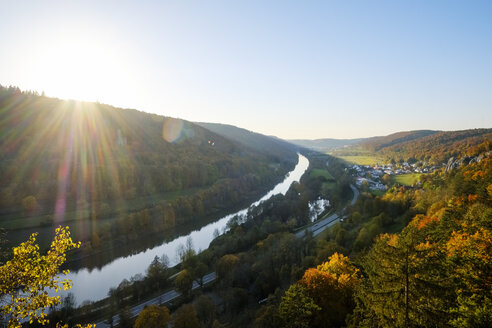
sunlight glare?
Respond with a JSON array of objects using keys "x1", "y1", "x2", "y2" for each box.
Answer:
[{"x1": 30, "y1": 34, "x2": 135, "y2": 103}]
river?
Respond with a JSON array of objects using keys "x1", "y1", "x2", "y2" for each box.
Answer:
[{"x1": 64, "y1": 153, "x2": 309, "y2": 304}]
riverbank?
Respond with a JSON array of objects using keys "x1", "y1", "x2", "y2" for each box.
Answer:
[{"x1": 60, "y1": 154, "x2": 309, "y2": 305}]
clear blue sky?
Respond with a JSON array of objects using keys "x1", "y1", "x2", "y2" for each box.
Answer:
[{"x1": 1, "y1": 0, "x2": 491, "y2": 139}]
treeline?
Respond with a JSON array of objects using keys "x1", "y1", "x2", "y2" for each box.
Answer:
[
  {"x1": 362, "y1": 128, "x2": 492, "y2": 164},
  {"x1": 266, "y1": 146, "x2": 491, "y2": 327},
  {"x1": 0, "y1": 85, "x2": 297, "y2": 254},
  {"x1": 362, "y1": 130, "x2": 438, "y2": 151}
]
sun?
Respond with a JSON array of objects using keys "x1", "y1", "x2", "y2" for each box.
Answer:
[{"x1": 27, "y1": 33, "x2": 136, "y2": 104}]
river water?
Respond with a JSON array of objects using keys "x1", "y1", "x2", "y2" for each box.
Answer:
[{"x1": 65, "y1": 154, "x2": 309, "y2": 304}]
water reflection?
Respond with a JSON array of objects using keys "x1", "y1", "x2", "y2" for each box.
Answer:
[{"x1": 65, "y1": 154, "x2": 309, "y2": 304}]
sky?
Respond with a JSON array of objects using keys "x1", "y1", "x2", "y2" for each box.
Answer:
[{"x1": 1, "y1": 0, "x2": 491, "y2": 139}]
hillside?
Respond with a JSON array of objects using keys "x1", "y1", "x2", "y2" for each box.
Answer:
[
  {"x1": 288, "y1": 138, "x2": 364, "y2": 152},
  {"x1": 0, "y1": 86, "x2": 297, "y2": 258},
  {"x1": 360, "y1": 130, "x2": 438, "y2": 151},
  {"x1": 196, "y1": 122, "x2": 298, "y2": 165},
  {"x1": 361, "y1": 128, "x2": 492, "y2": 164}
]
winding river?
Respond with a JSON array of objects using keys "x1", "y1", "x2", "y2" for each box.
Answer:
[{"x1": 65, "y1": 154, "x2": 309, "y2": 304}]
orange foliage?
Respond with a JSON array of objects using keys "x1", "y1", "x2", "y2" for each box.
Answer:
[
  {"x1": 446, "y1": 228, "x2": 491, "y2": 262},
  {"x1": 409, "y1": 214, "x2": 440, "y2": 230}
]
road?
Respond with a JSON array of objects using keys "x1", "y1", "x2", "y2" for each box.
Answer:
[
  {"x1": 349, "y1": 184, "x2": 359, "y2": 206},
  {"x1": 95, "y1": 184, "x2": 359, "y2": 327},
  {"x1": 295, "y1": 184, "x2": 359, "y2": 239},
  {"x1": 95, "y1": 272, "x2": 216, "y2": 327}
]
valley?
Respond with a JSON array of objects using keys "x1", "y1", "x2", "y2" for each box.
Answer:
[{"x1": 0, "y1": 88, "x2": 490, "y2": 328}]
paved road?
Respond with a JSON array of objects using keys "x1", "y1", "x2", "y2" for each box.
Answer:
[
  {"x1": 95, "y1": 184, "x2": 359, "y2": 327},
  {"x1": 95, "y1": 272, "x2": 216, "y2": 327},
  {"x1": 295, "y1": 184, "x2": 359, "y2": 239},
  {"x1": 349, "y1": 184, "x2": 359, "y2": 206}
]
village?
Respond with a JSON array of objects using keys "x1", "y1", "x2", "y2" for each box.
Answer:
[{"x1": 349, "y1": 161, "x2": 439, "y2": 191}]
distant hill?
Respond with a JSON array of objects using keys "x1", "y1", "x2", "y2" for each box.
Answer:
[
  {"x1": 360, "y1": 130, "x2": 438, "y2": 151},
  {"x1": 290, "y1": 129, "x2": 492, "y2": 164},
  {"x1": 288, "y1": 138, "x2": 365, "y2": 152},
  {"x1": 0, "y1": 86, "x2": 297, "y2": 253},
  {"x1": 197, "y1": 122, "x2": 299, "y2": 165},
  {"x1": 363, "y1": 128, "x2": 492, "y2": 164}
]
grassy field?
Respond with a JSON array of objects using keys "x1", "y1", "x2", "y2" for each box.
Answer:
[
  {"x1": 392, "y1": 173, "x2": 423, "y2": 186},
  {"x1": 335, "y1": 155, "x2": 385, "y2": 166},
  {"x1": 331, "y1": 147, "x2": 385, "y2": 166},
  {"x1": 322, "y1": 181, "x2": 337, "y2": 193},
  {"x1": 311, "y1": 168, "x2": 334, "y2": 180}
]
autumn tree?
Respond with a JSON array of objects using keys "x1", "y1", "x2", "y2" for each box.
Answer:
[
  {"x1": 445, "y1": 205, "x2": 492, "y2": 327},
  {"x1": 0, "y1": 226, "x2": 93, "y2": 328},
  {"x1": 353, "y1": 221, "x2": 452, "y2": 328},
  {"x1": 173, "y1": 304, "x2": 199, "y2": 328},
  {"x1": 216, "y1": 254, "x2": 239, "y2": 282},
  {"x1": 298, "y1": 253, "x2": 360, "y2": 327},
  {"x1": 134, "y1": 305, "x2": 170, "y2": 328}
]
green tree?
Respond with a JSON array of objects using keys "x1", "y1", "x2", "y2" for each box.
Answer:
[
  {"x1": 193, "y1": 295, "x2": 216, "y2": 327},
  {"x1": 278, "y1": 283, "x2": 320, "y2": 328},
  {"x1": 354, "y1": 229, "x2": 451, "y2": 328},
  {"x1": 254, "y1": 305, "x2": 283, "y2": 328},
  {"x1": 175, "y1": 269, "x2": 193, "y2": 299},
  {"x1": 119, "y1": 306, "x2": 134, "y2": 328},
  {"x1": 134, "y1": 305, "x2": 170, "y2": 328},
  {"x1": 146, "y1": 255, "x2": 169, "y2": 290}
]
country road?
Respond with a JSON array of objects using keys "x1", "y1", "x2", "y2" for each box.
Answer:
[
  {"x1": 95, "y1": 272, "x2": 216, "y2": 327},
  {"x1": 295, "y1": 184, "x2": 359, "y2": 238}
]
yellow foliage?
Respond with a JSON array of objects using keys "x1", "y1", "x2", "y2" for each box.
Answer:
[{"x1": 0, "y1": 226, "x2": 86, "y2": 328}]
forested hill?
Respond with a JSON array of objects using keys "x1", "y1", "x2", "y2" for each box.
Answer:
[
  {"x1": 0, "y1": 86, "x2": 297, "y2": 256},
  {"x1": 288, "y1": 138, "x2": 364, "y2": 152},
  {"x1": 196, "y1": 122, "x2": 299, "y2": 163},
  {"x1": 295, "y1": 129, "x2": 492, "y2": 165},
  {"x1": 360, "y1": 128, "x2": 492, "y2": 164},
  {"x1": 360, "y1": 130, "x2": 438, "y2": 151}
]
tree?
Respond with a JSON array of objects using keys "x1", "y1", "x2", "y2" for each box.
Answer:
[
  {"x1": 21, "y1": 195, "x2": 38, "y2": 214},
  {"x1": 278, "y1": 283, "x2": 320, "y2": 328},
  {"x1": 298, "y1": 253, "x2": 361, "y2": 327},
  {"x1": 216, "y1": 254, "x2": 239, "y2": 281},
  {"x1": 175, "y1": 270, "x2": 193, "y2": 299},
  {"x1": 193, "y1": 295, "x2": 216, "y2": 327},
  {"x1": 0, "y1": 226, "x2": 93, "y2": 328},
  {"x1": 173, "y1": 304, "x2": 199, "y2": 328},
  {"x1": 61, "y1": 292, "x2": 76, "y2": 318},
  {"x1": 382, "y1": 174, "x2": 391, "y2": 185},
  {"x1": 134, "y1": 305, "x2": 170, "y2": 328},
  {"x1": 254, "y1": 304, "x2": 283, "y2": 328},
  {"x1": 147, "y1": 255, "x2": 169, "y2": 290},
  {"x1": 119, "y1": 306, "x2": 134, "y2": 328},
  {"x1": 194, "y1": 261, "x2": 208, "y2": 288},
  {"x1": 354, "y1": 228, "x2": 451, "y2": 328}
]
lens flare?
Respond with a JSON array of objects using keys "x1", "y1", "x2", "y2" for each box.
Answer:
[{"x1": 162, "y1": 118, "x2": 184, "y2": 143}]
